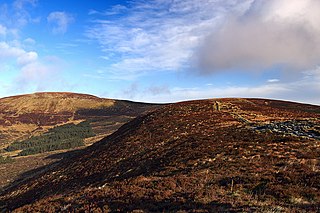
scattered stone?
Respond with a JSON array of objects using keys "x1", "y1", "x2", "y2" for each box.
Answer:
[{"x1": 254, "y1": 120, "x2": 320, "y2": 140}]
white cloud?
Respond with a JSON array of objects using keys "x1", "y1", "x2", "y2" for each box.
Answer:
[
  {"x1": 0, "y1": 0, "x2": 38, "y2": 39},
  {"x1": 23, "y1": 37, "x2": 36, "y2": 45},
  {"x1": 14, "y1": 60, "x2": 62, "y2": 92},
  {"x1": 87, "y1": 0, "x2": 319, "y2": 105},
  {"x1": 89, "y1": 5, "x2": 128, "y2": 16},
  {"x1": 17, "y1": 51, "x2": 38, "y2": 65},
  {"x1": 13, "y1": 0, "x2": 38, "y2": 28},
  {"x1": 0, "y1": 42, "x2": 25, "y2": 58},
  {"x1": 0, "y1": 24, "x2": 7, "y2": 36},
  {"x1": 16, "y1": 61, "x2": 56, "y2": 88},
  {"x1": 0, "y1": 41, "x2": 61, "y2": 93},
  {"x1": 198, "y1": 0, "x2": 320, "y2": 73},
  {"x1": 267, "y1": 79, "x2": 280, "y2": 83},
  {"x1": 13, "y1": 0, "x2": 37, "y2": 10},
  {"x1": 47, "y1": 11, "x2": 74, "y2": 34},
  {"x1": 86, "y1": 0, "x2": 253, "y2": 79}
]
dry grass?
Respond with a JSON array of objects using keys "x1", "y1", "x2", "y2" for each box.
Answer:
[{"x1": 0, "y1": 92, "x2": 114, "y2": 114}]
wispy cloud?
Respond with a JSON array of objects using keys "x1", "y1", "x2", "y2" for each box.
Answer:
[
  {"x1": 88, "y1": 4, "x2": 128, "y2": 16},
  {"x1": 17, "y1": 51, "x2": 38, "y2": 65},
  {"x1": 23, "y1": 37, "x2": 36, "y2": 45},
  {"x1": 86, "y1": 0, "x2": 252, "y2": 79},
  {"x1": 267, "y1": 79, "x2": 280, "y2": 83},
  {"x1": 12, "y1": 0, "x2": 38, "y2": 27},
  {"x1": 0, "y1": 24, "x2": 7, "y2": 36},
  {"x1": 0, "y1": 0, "x2": 38, "y2": 38},
  {"x1": 118, "y1": 83, "x2": 171, "y2": 100},
  {"x1": 47, "y1": 11, "x2": 74, "y2": 34},
  {"x1": 13, "y1": 0, "x2": 37, "y2": 10},
  {"x1": 15, "y1": 60, "x2": 60, "y2": 92}
]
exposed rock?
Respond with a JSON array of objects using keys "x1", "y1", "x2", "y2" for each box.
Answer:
[{"x1": 255, "y1": 120, "x2": 320, "y2": 140}]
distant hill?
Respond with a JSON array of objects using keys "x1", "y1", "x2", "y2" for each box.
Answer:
[
  {"x1": 0, "y1": 92, "x2": 159, "y2": 147},
  {"x1": 1, "y1": 98, "x2": 319, "y2": 212},
  {"x1": 0, "y1": 92, "x2": 114, "y2": 114}
]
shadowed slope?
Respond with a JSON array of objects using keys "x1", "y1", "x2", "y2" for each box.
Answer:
[{"x1": 0, "y1": 92, "x2": 160, "y2": 192}]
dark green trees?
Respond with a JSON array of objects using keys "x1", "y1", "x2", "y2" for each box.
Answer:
[{"x1": 6, "y1": 121, "x2": 95, "y2": 156}]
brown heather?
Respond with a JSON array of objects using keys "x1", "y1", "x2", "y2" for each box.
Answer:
[{"x1": 1, "y1": 98, "x2": 319, "y2": 212}]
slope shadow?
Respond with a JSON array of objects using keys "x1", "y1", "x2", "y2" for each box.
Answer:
[
  {"x1": 0, "y1": 147, "x2": 87, "y2": 210},
  {"x1": 0, "y1": 161, "x2": 59, "y2": 194},
  {"x1": 0, "y1": 115, "x2": 150, "y2": 210},
  {"x1": 0, "y1": 115, "x2": 256, "y2": 211},
  {"x1": 44, "y1": 148, "x2": 83, "y2": 160}
]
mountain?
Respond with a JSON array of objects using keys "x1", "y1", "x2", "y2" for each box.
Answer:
[
  {"x1": 0, "y1": 92, "x2": 158, "y2": 147},
  {"x1": 1, "y1": 98, "x2": 319, "y2": 212}
]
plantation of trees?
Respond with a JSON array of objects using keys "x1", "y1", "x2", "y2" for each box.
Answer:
[{"x1": 6, "y1": 121, "x2": 95, "y2": 156}]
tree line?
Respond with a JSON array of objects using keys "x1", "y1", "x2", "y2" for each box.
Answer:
[{"x1": 6, "y1": 121, "x2": 95, "y2": 156}]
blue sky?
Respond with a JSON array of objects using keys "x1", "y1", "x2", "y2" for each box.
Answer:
[{"x1": 0, "y1": 0, "x2": 319, "y2": 104}]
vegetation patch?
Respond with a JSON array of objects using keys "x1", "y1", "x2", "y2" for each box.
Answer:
[
  {"x1": 5, "y1": 121, "x2": 95, "y2": 156},
  {"x1": 0, "y1": 155, "x2": 14, "y2": 164}
]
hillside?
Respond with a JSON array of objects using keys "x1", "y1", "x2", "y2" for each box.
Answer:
[
  {"x1": 0, "y1": 92, "x2": 114, "y2": 114},
  {"x1": 0, "y1": 92, "x2": 158, "y2": 146},
  {"x1": 0, "y1": 92, "x2": 159, "y2": 191},
  {"x1": 1, "y1": 98, "x2": 319, "y2": 212}
]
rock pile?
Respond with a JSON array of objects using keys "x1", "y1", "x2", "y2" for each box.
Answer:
[{"x1": 255, "y1": 120, "x2": 320, "y2": 140}]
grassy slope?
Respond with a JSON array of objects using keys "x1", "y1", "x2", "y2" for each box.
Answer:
[{"x1": 0, "y1": 92, "x2": 114, "y2": 114}]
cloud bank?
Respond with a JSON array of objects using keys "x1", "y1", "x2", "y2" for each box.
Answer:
[{"x1": 198, "y1": 0, "x2": 320, "y2": 73}]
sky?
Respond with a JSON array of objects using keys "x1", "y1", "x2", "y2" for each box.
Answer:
[{"x1": 0, "y1": 0, "x2": 319, "y2": 104}]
